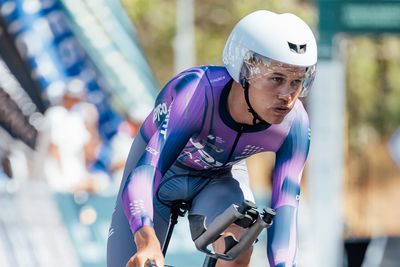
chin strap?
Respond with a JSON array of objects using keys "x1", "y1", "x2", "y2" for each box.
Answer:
[{"x1": 241, "y1": 79, "x2": 269, "y2": 126}]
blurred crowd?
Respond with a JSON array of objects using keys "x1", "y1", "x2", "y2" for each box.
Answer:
[
  {"x1": 41, "y1": 83, "x2": 141, "y2": 195},
  {"x1": 0, "y1": 82, "x2": 141, "y2": 196}
]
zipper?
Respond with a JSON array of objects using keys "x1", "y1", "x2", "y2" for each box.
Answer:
[{"x1": 224, "y1": 125, "x2": 244, "y2": 166}]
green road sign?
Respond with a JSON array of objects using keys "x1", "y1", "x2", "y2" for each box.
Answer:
[{"x1": 319, "y1": 0, "x2": 400, "y2": 58}]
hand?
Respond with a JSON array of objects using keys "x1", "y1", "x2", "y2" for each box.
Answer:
[{"x1": 126, "y1": 226, "x2": 164, "y2": 267}]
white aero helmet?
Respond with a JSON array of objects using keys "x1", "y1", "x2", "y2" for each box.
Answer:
[{"x1": 223, "y1": 10, "x2": 317, "y2": 97}]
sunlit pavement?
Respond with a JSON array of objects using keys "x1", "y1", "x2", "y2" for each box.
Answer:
[{"x1": 0, "y1": 179, "x2": 80, "y2": 267}]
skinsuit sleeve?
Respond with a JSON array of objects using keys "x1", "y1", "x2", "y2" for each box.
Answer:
[
  {"x1": 121, "y1": 68, "x2": 208, "y2": 234},
  {"x1": 267, "y1": 106, "x2": 311, "y2": 267}
]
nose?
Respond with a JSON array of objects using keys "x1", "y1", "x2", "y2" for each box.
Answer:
[
  {"x1": 277, "y1": 84, "x2": 296, "y2": 102},
  {"x1": 277, "y1": 91, "x2": 292, "y2": 103}
]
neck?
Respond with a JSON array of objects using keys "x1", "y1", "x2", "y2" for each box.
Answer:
[{"x1": 227, "y1": 81, "x2": 253, "y2": 125}]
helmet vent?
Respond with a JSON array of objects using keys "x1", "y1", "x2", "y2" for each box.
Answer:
[{"x1": 288, "y1": 42, "x2": 307, "y2": 54}]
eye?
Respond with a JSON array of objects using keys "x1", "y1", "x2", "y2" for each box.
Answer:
[
  {"x1": 291, "y1": 79, "x2": 302, "y2": 88},
  {"x1": 271, "y1": 77, "x2": 284, "y2": 84}
]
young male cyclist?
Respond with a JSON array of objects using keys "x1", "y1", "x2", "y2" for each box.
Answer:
[{"x1": 107, "y1": 10, "x2": 317, "y2": 267}]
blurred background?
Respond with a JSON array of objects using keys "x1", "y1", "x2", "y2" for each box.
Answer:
[{"x1": 0, "y1": 0, "x2": 399, "y2": 266}]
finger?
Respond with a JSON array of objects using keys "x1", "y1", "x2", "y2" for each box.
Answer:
[
  {"x1": 125, "y1": 258, "x2": 133, "y2": 267},
  {"x1": 126, "y1": 256, "x2": 141, "y2": 267},
  {"x1": 153, "y1": 255, "x2": 164, "y2": 267},
  {"x1": 145, "y1": 259, "x2": 156, "y2": 267},
  {"x1": 136, "y1": 256, "x2": 149, "y2": 267}
]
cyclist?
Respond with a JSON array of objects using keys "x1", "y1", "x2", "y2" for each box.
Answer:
[{"x1": 107, "y1": 10, "x2": 317, "y2": 267}]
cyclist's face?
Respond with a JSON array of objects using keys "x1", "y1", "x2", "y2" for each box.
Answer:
[{"x1": 248, "y1": 62, "x2": 306, "y2": 124}]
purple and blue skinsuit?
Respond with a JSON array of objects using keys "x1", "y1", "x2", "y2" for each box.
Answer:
[{"x1": 120, "y1": 66, "x2": 310, "y2": 267}]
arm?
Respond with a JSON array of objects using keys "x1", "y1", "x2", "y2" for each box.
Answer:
[
  {"x1": 123, "y1": 69, "x2": 209, "y2": 267},
  {"x1": 267, "y1": 109, "x2": 310, "y2": 267},
  {"x1": 121, "y1": 68, "x2": 208, "y2": 234}
]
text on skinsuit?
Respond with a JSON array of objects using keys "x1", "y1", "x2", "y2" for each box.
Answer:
[
  {"x1": 153, "y1": 103, "x2": 168, "y2": 123},
  {"x1": 160, "y1": 102, "x2": 172, "y2": 140}
]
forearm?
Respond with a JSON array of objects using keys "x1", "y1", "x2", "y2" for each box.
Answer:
[
  {"x1": 121, "y1": 165, "x2": 161, "y2": 233},
  {"x1": 134, "y1": 226, "x2": 161, "y2": 250},
  {"x1": 267, "y1": 205, "x2": 298, "y2": 267}
]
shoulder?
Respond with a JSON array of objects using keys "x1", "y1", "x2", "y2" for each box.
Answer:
[
  {"x1": 276, "y1": 100, "x2": 310, "y2": 152},
  {"x1": 173, "y1": 66, "x2": 209, "y2": 84},
  {"x1": 160, "y1": 65, "x2": 228, "y2": 99},
  {"x1": 289, "y1": 101, "x2": 310, "y2": 144},
  {"x1": 276, "y1": 100, "x2": 311, "y2": 149},
  {"x1": 155, "y1": 65, "x2": 232, "y2": 108},
  {"x1": 173, "y1": 65, "x2": 229, "y2": 86},
  {"x1": 172, "y1": 65, "x2": 230, "y2": 86},
  {"x1": 286, "y1": 100, "x2": 310, "y2": 131},
  {"x1": 158, "y1": 66, "x2": 208, "y2": 98}
]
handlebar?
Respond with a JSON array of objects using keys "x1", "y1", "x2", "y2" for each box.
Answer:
[{"x1": 193, "y1": 200, "x2": 275, "y2": 261}]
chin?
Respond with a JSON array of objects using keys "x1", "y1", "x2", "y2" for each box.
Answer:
[{"x1": 264, "y1": 115, "x2": 285, "y2": 125}]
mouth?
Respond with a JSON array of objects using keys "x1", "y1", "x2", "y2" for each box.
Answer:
[{"x1": 273, "y1": 106, "x2": 290, "y2": 115}]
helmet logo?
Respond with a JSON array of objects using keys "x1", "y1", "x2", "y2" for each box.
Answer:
[{"x1": 288, "y1": 42, "x2": 307, "y2": 54}]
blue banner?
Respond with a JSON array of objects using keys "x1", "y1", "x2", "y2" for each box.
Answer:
[
  {"x1": 59, "y1": 0, "x2": 157, "y2": 121},
  {"x1": 0, "y1": 0, "x2": 121, "y2": 139}
]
